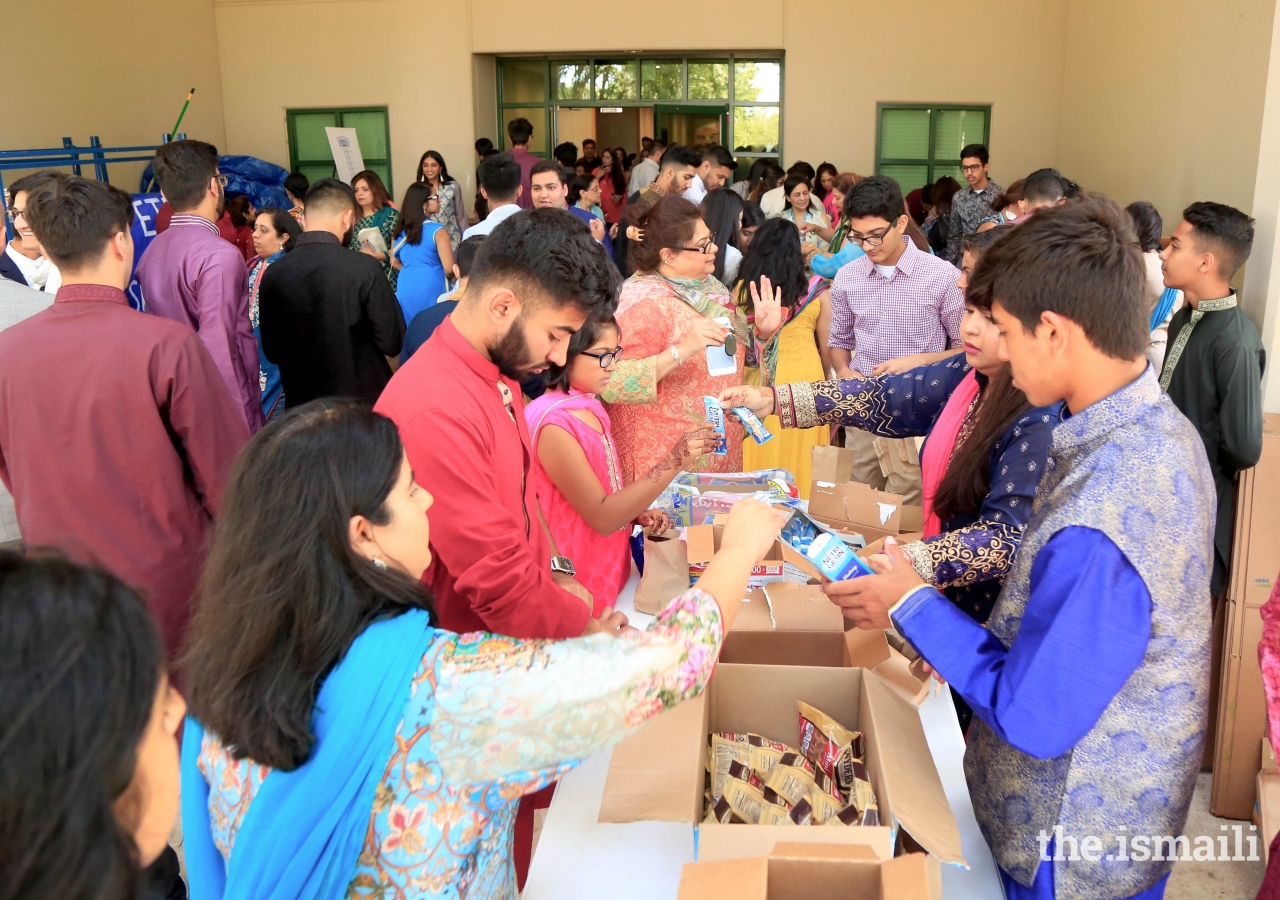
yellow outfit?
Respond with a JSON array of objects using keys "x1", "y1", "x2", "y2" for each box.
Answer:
[{"x1": 741, "y1": 290, "x2": 829, "y2": 498}]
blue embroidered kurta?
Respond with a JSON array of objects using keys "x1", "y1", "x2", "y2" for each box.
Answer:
[{"x1": 773, "y1": 355, "x2": 1062, "y2": 622}]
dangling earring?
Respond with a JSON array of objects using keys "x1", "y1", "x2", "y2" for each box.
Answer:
[{"x1": 372, "y1": 557, "x2": 388, "y2": 570}]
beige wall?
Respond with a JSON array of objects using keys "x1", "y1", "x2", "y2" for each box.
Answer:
[
  {"x1": 0, "y1": 0, "x2": 227, "y2": 191},
  {"x1": 214, "y1": 0, "x2": 478, "y2": 207}
]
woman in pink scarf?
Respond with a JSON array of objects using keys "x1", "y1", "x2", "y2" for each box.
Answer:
[{"x1": 527, "y1": 310, "x2": 718, "y2": 612}]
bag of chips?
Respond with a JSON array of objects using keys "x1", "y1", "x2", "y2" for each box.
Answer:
[{"x1": 798, "y1": 701, "x2": 865, "y2": 791}]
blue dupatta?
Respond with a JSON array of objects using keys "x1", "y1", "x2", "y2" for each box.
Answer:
[
  {"x1": 1149, "y1": 286, "x2": 1180, "y2": 332},
  {"x1": 182, "y1": 610, "x2": 437, "y2": 900}
]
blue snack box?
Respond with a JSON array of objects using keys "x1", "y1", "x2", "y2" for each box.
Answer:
[
  {"x1": 702, "y1": 396, "x2": 728, "y2": 455},
  {"x1": 803, "y1": 532, "x2": 875, "y2": 582}
]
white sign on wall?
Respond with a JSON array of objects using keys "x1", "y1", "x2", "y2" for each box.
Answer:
[{"x1": 325, "y1": 127, "x2": 365, "y2": 184}]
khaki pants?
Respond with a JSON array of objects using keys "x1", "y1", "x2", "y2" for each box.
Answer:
[{"x1": 844, "y1": 427, "x2": 923, "y2": 506}]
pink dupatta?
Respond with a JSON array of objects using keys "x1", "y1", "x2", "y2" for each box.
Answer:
[{"x1": 919, "y1": 370, "x2": 982, "y2": 539}]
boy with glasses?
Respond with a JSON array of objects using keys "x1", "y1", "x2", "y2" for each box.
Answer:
[
  {"x1": 1, "y1": 174, "x2": 59, "y2": 292},
  {"x1": 136, "y1": 139, "x2": 264, "y2": 433},
  {"x1": 947, "y1": 143, "x2": 1003, "y2": 263},
  {"x1": 827, "y1": 175, "x2": 965, "y2": 504}
]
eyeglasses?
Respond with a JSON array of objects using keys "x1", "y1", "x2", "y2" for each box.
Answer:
[
  {"x1": 215, "y1": 173, "x2": 229, "y2": 187},
  {"x1": 960, "y1": 164, "x2": 984, "y2": 174},
  {"x1": 580, "y1": 346, "x2": 623, "y2": 367},
  {"x1": 679, "y1": 231, "x2": 717, "y2": 254},
  {"x1": 848, "y1": 226, "x2": 896, "y2": 247},
  {"x1": 4, "y1": 207, "x2": 26, "y2": 222}
]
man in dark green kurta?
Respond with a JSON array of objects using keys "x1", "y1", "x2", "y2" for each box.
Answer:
[{"x1": 1159, "y1": 201, "x2": 1266, "y2": 594}]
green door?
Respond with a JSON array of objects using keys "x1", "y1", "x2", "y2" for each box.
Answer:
[
  {"x1": 654, "y1": 104, "x2": 729, "y2": 150},
  {"x1": 286, "y1": 107, "x2": 394, "y2": 196}
]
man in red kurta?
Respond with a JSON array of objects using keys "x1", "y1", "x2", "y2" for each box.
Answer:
[
  {"x1": 0, "y1": 175, "x2": 249, "y2": 667},
  {"x1": 376, "y1": 207, "x2": 622, "y2": 641}
]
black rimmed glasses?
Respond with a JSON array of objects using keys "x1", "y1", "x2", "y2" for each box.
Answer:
[
  {"x1": 4, "y1": 206, "x2": 26, "y2": 222},
  {"x1": 848, "y1": 225, "x2": 896, "y2": 247},
  {"x1": 679, "y1": 231, "x2": 717, "y2": 254},
  {"x1": 580, "y1": 346, "x2": 624, "y2": 368},
  {"x1": 215, "y1": 173, "x2": 229, "y2": 187},
  {"x1": 960, "y1": 163, "x2": 985, "y2": 174}
]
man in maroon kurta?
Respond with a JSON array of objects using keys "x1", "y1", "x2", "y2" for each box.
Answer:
[{"x1": 0, "y1": 175, "x2": 249, "y2": 666}]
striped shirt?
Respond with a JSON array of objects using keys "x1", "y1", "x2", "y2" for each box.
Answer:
[{"x1": 826, "y1": 236, "x2": 965, "y2": 375}]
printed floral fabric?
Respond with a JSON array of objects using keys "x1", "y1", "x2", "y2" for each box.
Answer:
[
  {"x1": 1260, "y1": 575, "x2": 1280, "y2": 755},
  {"x1": 601, "y1": 356, "x2": 658, "y2": 404},
  {"x1": 428, "y1": 181, "x2": 466, "y2": 250},
  {"x1": 349, "y1": 205, "x2": 400, "y2": 288},
  {"x1": 197, "y1": 586, "x2": 724, "y2": 899}
]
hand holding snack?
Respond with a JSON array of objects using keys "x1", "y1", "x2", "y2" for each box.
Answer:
[
  {"x1": 720, "y1": 499, "x2": 789, "y2": 567},
  {"x1": 822, "y1": 536, "x2": 925, "y2": 630},
  {"x1": 717, "y1": 384, "x2": 775, "y2": 419},
  {"x1": 676, "y1": 316, "x2": 729, "y2": 362}
]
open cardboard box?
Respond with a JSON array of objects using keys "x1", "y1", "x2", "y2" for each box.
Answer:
[
  {"x1": 678, "y1": 844, "x2": 934, "y2": 900},
  {"x1": 599, "y1": 661, "x2": 967, "y2": 872},
  {"x1": 810, "y1": 446, "x2": 924, "y2": 546}
]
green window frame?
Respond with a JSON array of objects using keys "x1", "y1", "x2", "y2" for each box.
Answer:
[
  {"x1": 495, "y1": 55, "x2": 783, "y2": 166},
  {"x1": 286, "y1": 106, "x2": 394, "y2": 196},
  {"x1": 874, "y1": 103, "x2": 991, "y2": 194}
]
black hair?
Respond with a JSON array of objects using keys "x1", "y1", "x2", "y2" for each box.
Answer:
[
  {"x1": 960, "y1": 143, "x2": 989, "y2": 165},
  {"x1": 415, "y1": 150, "x2": 455, "y2": 185},
  {"x1": 699, "y1": 188, "x2": 743, "y2": 284},
  {"x1": 1022, "y1": 168, "x2": 1066, "y2": 206},
  {"x1": 962, "y1": 226, "x2": 1005, "y2": 260},
  {"x1": 530, "y1": 159, "x2": 569, "y2": 185},
  {"x1": 469, "y1": 207, "x2": 620, "y2": 313},
  {"x1": 24, "y1": 173, "x2": 134, "y2": 271},
  {"x1": 749, "y1": 166, "x2": 786, "y2": 203},
  {"x1": 744, "y1": 158, "x2": 771, "y2": 193},
  {"x1": 351, "y1": 170, "x2": 391, "y2": 211},
  {"x1": 8, "y1": 171, "x2": 53, "y2": 203},
  {"x1": 541, "y1": 308, "x2": 620, "y2": 392},
  {"x1": 741, "y1": 200, "x2": 766, "y2": 231},
  {"x1": 475, "y1": 137, "x2": 495, "y2": 155},
  {"x1": 1183, "y1": 201, "x2": 1256, "y2": 277},
  {"x1": 646, "y1": 139, "x2": 667, "y2": 159},
  {"x1": 184, "y1": 400, "x2": 434, "y2": 771},
  {"x1": 284, "y1": 171, "x2": 310, "y2": 203},
  {"x1": 843, "y1": 174, "x2": 906, "y2": 225},
  {"x1": 786, "y1": 160, "x2": 816, "y2": 181},
  {"x1": 813, "y1": 163, "x2": 839, "y2": 200},
  {"x1": 737, "y1": 218, "x2": 810, "y2": 311},
  {"x1": 568, "y1": 173, "x2": 598, "y2": 207},
  {"x1": 968, "y1": 193, "x2": 1147, "y2": 360},
  {"x1": 507, "y1": 117, "x2": 534, "y2": 146},
  {"x1": 304, "y1": 177, "x2": 358, "y2": 218},
  {"x1": 1125, "y1": 202, "x2": 1164, "y2": 253},
  {"x1": 701, "y1": 145, "x2": 737, "y2": 171},
  {"x1": 0, "y1": 551, "x2": 163, "y2": 900},
  {"x1": 455, "y1": 235, "x2": 485, "y2": 277},
  {"x1": 920, "y1": 183, "x2": 935, "y2": 205},
  {"x1": 394, "y1": 182, "x2": 436, "y2": 245},
  {"x1": 152, "y1": 138, "x2": 219, "y2": 212},
  {"x1": 783, "y1": 174, "x2": 812, "y2": 205},
  {"x1": 225, "y1": 194, "x2": 253, "y2": 229},
  {"x1": 554, "y1": 142, "x2": 579, "y2": 168},
  {"x1": 478, "y1": 152, "x2": 522, "y2": 203},
  {"x1": 257, "y1": 206, "x2": 301, "y2": 251},
  {"x1": 659, "y1": 144, "x2": 703, "y2": 171}
]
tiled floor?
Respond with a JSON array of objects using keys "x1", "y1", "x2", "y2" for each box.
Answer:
[{"x1": 1167, "y1": 773, "x2": 1264, "y2": 899}]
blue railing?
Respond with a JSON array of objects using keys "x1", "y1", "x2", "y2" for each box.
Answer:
[{"x1": 0, "y1": 134, "x2": 183, "y2": 240}]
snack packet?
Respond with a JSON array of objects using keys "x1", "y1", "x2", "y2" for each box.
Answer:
[
  {"x1": 803, "y1": 531, "x2": 875, "y2": 581},
  {"x1": 848, "y1": 758, "x2": 879, "y2": 824},
  {"x1": 720, "y1": 772, "x2": 765, "y2": 823},
  {"x1": 727, "y1": 759, "x2": 764, "y2": 790},
  {"x1": 709, "y1": 735, "x2": 751, "y2": 797},
  {"x1": 731, "y1": 406, "x2": 774, "y2": 445},
  {"x1": 759, "y1": 801, "x2": 795, "y2": 825},
  {"x1": 707, "y1": 795, "x2": 751, "y2": 824},
  {"x1": 702, "y1": 396, "x2": 728, "y2": 455},
  {"x1": 798, "y1": 701, "x2": 865, "y2": 791},
  {"x1": 788, "y1": 797, "x2": 814, "y2": 825},
  {"x1": 764, "y1": 763, "x2": 843, "y2": 818},
  {"x1": 749, "y1": 743, "x2": 785, "y2": 780}
]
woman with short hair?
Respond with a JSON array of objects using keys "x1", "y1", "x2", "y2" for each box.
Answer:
[{"x1": 349, "y1": 169, "x2": 399, "y2": 287}]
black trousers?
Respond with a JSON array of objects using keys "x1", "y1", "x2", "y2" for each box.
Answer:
[{"x1": 143, "y1": 846, "x2": 186, "y2": 900}]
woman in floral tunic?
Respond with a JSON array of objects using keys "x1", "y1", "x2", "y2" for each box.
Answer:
[
  {"x1": 180, "y1": 399, "x2": 786, "y2": 900},
  {"x1": 349, "y1": 169, "x2": 400, "y2": 288}
]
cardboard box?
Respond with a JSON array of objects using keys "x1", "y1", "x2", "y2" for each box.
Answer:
[
  {"x1": 678, "y1": 844, "x2": 933, "y2": 900},
  {"x1": 808, "y1": 477, "x2": 925, "y2": 546},
  {"x1": 598, "y1": 662, "x2": 967, "y2": 869},
  {"x1": 1258, "y1": 771, "x2": 1280, "y2": 863},
  {"x1": 1264, "y1": 737, "x2": 1277, "y2": 774}
]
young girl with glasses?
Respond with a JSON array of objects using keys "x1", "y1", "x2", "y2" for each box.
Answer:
[{"x1": 526, "y1": 309, "x2": 719, "y2": 611}]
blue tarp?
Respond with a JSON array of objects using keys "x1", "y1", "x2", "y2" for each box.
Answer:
[
  {"x1": 139, "y1": 154, "x2": 291, "y2": 213},
  {"x1": 126, "y1": 193, "x2": 164, "y2": 311}
]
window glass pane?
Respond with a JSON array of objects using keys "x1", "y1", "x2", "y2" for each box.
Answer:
[
  {"x1": 734, "y1": 60, "x2": 780, "y2": 102},
  {"x1": 594, "y1": 61, "x2": 637, "y2": 100},
  {"x1": 555, "y1": 62, "x2": 592, "y2": 101},
  {"x1": 933, "y1": 109, "x2": 987, "y2": 161},
  {"x1": 340, "y1": 111, "x2": 388, "y2": 161},
  {"x1": 292, "y1": 112, "x2": 338, "y2": 161},
  {"x1": 732, "y1": 106, "x2": 779, "y2": 154},
  {"x1": 298, "y1": 163, "x2": 336, "y2": 184},
  {"x1": 641, "y1": 60, "x2": 682, "y2": 100},
  {"x1": 688, "y1": 61, "x2": 728, "y2": 99},
  {"x1": 502, "y1": 108, "x2": 547, "y2": 153},
  {"x1": 501, "y1": 58, "x2": 546, "y2": 103},
  {"x1": 879, "y1": 108, "x2": 931, "y2": 160},
  {"x1": 879, "y1": 165, "x2": 931, "y2": 193}
]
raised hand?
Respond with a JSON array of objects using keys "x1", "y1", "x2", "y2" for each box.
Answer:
[{"x1": 750, "y1": 275, "x2": 784, "y2": 341}]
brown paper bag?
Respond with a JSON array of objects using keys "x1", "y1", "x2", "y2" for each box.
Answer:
[{"x1": 634, "y1": 530, "x2": 690, "y2": 615}]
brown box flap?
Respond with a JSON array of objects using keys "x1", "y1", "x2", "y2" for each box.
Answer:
[
  {"x1": 812, "y1": 445, "x2": 858, "y2": 485},
  {"x1": 769, "y1": 842, "x2": 880, "y2": 861},
  {"x1": 1259, "y1": 771, "x2": 1280, "y2": 864},
  {"x1": 698, "y1": 823, "x2": 892, "y2": 864},
  {"x1": 599, "y1": 692, "x2": 706, "y2": 823},
  {"x1": 760, "y1": 581, "x2": 846, "y2": 631},
  {"x1": 880, "y1": 853, "x2": 934, "y2": 900},
  {"x1": 686, "y1": 524, "x2": 718, "y2": 567},
  {"x1": 810, "y1": 481, "x2": 907, "y2": 533},
  {"x1": 728, "y1": 589, "x2": 778, "y2": 632},
  {"x1": 677, "y1": 857, "x2": 769, "y2": 900},
  {"x1": 861, "y1": 670, "x2": 967, "y2": 865}
]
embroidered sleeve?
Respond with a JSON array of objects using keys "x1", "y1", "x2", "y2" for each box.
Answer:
[
  {"x1": 775, "y1": 357, "x2": 968, "y2": 435},
  {"x1": 196, "y1": 733, "x2": 271, "y2": 862},
  {"x1": 600, "y1": 356, "x2": 659, "y2": 403},
  {"x1": 427, "y1": 587, "x2": 724, "y2": 786},
  {"x1": 899, "y1": 520, "x2": 1022, "y2": 589}
]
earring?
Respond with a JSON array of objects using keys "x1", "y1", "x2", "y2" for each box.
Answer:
[{"x1": 372, "y1": 557, "x2": 388, "y2": 570}]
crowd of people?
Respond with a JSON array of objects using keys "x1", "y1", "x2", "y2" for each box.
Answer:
[{"x1": 0, "y1": 115, "x2": 1272, "y2": 900}]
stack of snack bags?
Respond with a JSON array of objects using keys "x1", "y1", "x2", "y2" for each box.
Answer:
[
  {"x1": 703, "y1": 701, "x2": 879, "y2": 827},
  {"x1": 652, "y1": 470, "x2": 801, "y2": 527}
]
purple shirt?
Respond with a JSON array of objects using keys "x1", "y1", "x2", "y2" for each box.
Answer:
[
  {"x1": 511, "y1": 147, "x2": 539, "y2": 210},
  {"x1": 136, "y1": 214, "x2": 264, "y2": 432},
  {"x1": 827, "y1": 236, "x2": 965, "y2": 375}
]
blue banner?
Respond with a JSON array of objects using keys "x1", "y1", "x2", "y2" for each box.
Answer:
[{"x1": 127, "y1": 193, "x2": 164, "y2": 310}]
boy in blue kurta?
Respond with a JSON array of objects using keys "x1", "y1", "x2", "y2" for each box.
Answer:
[{"x1": 827, "y1": 195, "x2": 1217, "y2": 900}]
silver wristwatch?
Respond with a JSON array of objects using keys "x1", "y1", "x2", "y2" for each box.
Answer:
[
  {"x1": 551, "y1": 556, "x2": 576, "y2": 577},
  {"x1": 669, "y1": 344, "x2": 682, "y2": 365}
]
